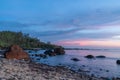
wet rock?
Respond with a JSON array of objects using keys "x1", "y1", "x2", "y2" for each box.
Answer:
[
  {"x1": 106, "y1": 70, "x2": 109, "y2": 72},
  {"x1": 71, "y1": 58, "x2": 80, "y2": 62},
  {"x1": 35, "y1": 54, "x2": 39, "y2": 57},
  {"x1": 36, "y1": 58, "x2": 41, "y2": 60},
  {"x1": 28, "y1": 51, "x2": 32, "y2": 53},
  {"x1": 96, "y1": 55, "x2": 106, "y2": 58},
  {"x1": 5, "y1": 45, "x2": 29, "y2": 60},
  {"x1": 100, "y1": 69, "x2": 103, "y2": 71},
  {"x1": 39, "y1": 54, "x2": 47, "y2": 58},
  {"x1": 116, "y1": 60, "x2": 120, "y2": 65},
  {"x1": 82, "y1": 65, "x2": 86, "y2": 67},
  {"x1": 31, "y1": 54, "x2": 34, "y2": 56},
  {"x1": 44, "y1": 50, "x2": 53, "y2": 54},
  {"x1": 44, "y1": 50, "x2": 56, "y2": 56},
  {"x1": 54, "y1": 47, "x2": 65, "y2": 55},
  {"x1": 85, "y1": 55, "x2": 94, "y2": 59}
]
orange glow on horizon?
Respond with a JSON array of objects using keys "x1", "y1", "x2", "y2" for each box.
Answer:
[{"x1": 57, "y1": 40, "x2": 120, "y2": 47}]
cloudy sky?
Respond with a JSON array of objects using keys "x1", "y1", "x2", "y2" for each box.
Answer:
[{"x1": 0, "y1": 0, "x2": 120, "y2": 48}]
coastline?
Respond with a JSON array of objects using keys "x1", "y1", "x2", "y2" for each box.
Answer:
[{"x1": 0, "y1": 58, "x2": 110, "y2": 80}]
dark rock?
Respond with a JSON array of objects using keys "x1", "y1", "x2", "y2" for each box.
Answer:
[
  {"x1": 116, "y1": 60, "x2": 120, "y2": 65},
  {"x1": 36, "y1": 58, "x2": 41, "y2": 60},
  {"x1": 100, "y1": 68, "x2": 102, "y2": 71},
  {"x1": 54, "y1": 47, "x2": 65, "y2": 55},
  {"x1": 96, "y1": 55, "x2": 106, "y2": 58},
  {"x1": 106, "y1": 70, "x2": 109, "y2": 72},
  {"x1": 71, "y1": 58, "x2": 80, "y2": 62},
  {"x1": 35, "y1": 54, "x2": 39, "y2": 57},
  {"x1": 28, "y1": 50, "x2": 32, "y2": 53},
  {"x1": 44, "y1": 50, "x2": 56, "y2": 56},
  {"x1": 39, "y1": 54, "x2": 47, "y2": 58},
  {"x1": 85, "y1": 55, "x2": 94, "y2": 59},
  {"x1": 31, "y1": 54, "x2": 34, "y2": 56},
  {"x1": 44, "y1": 49, "x2": 53, "y2": 54},
  {"x1": 5, "y1": 45, "x2": 29, "y2": 60},
  {"x1": 82, "y1": 65, "x2": 86, "y2": 67}
]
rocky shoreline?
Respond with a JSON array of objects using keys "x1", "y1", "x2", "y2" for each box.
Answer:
[
  {"x1": 0, "y1": 58, "x2": 109, "y2": 80},
  {"x1": 0, "y1": 45, "x2": 120, "y2": 80}
]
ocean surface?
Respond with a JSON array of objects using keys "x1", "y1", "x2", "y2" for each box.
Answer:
[{"x1": 28, "y1": 49, "x2": 120, "y2": 78}]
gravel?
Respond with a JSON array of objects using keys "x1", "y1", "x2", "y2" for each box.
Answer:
[{"x1": 0, "y1": 58, "x2": 112, "y2": 80}]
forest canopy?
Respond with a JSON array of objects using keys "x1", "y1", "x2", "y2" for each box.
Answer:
[{"x1": 0, "y1": 31, "x2": 61, "y2": 49}]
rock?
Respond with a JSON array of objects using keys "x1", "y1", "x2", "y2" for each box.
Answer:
[
  {"x1": 35, "y1": 54, "x2": 39, "y2": 57},
  {"x1": 71, "y1": 58, "x2": 80, "y2": 62},
  {"x1": 31, "y1": 54, "x2": 34, "y2": 56},
  {"x1": 116, "y1": 60, "x2": 120, "y2": 65},
  {"x1": 54, "y1": 47, "x2": 65, "y2": 55},
  {"x1": 44, "y1": 50, "x2": 56, "y2": 56},
  {"x1": 28, "y1": 50, "x2": 32, "y2": 53},
  {"x1": 5, "y1": 45, "x2": 29, "y2": 60},
  {"x1": 39, "y1": 54, "x2": 47, "y2": 58},
  {"x1": 96, "y1": 55, "x2": 106, "y2": 58},
  {"x1": 36, "y1": 58, "x2": 41, "y2": 60},
  {"x1": 100, "y1": 69, "x2": 102, "y2": 71},
  {"x1": 106, "y1": 70, "x2": 109, "y2": 72},
  {"x1": 85, "y1": 55, "x2": 94, "y2": 59}
]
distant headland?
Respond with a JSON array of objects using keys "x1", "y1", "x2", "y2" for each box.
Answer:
[{"x1": 0, "y1": 31, "x2": 62, "y2": 50}]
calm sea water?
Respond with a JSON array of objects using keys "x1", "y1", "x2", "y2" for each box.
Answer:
[{"x1": 28, "y1": 50, "x2": 120, "y2": 78}]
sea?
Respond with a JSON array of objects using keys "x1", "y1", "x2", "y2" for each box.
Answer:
[{"x1": 27, "y1": 49, "x2": 120, "y2": 78}]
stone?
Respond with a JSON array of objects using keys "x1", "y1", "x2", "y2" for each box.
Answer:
[
  {"x1": 54, "y1": 47, "x2": 65, "y2": 55},
  {"x1": 116, "y1": 60, "x2": 120, "y2": 65},
  {"x1": 44, "y1": 50, "x2": 56, "y2": 56},
  {"x1": 5, "y1": 45, "x2": 29, "y2": 60},
  {"x1": 85, "y1": 55, "x2": 94, "y2": 59},
  {"x1": 39, "y1": 54, "x2": 47, "y2": 58},
  {"x1": 96, "y1": 55, "x2": 106, "y2": 58},
  {"x1": 71, "y1": 58, "x2": 80, "y2": 62}
]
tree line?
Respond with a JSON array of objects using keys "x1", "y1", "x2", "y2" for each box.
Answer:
[{"x1": 0, "y1": 31, "x2": 61, "y2": 49}]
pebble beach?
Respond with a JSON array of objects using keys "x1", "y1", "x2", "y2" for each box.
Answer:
[{"x1": 0, "y1": 58, "x2": 108, "y2": 80}]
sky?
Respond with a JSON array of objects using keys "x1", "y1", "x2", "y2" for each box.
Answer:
[{"x1": 0, "y1": 0, "x2": 120, "y2": 48}]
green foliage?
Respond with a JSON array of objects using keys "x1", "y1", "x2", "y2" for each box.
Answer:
[{"x1": 0, "y1": 31, "x2": 60, "y2": 49}]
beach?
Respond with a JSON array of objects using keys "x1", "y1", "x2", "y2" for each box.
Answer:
[
  {"x1": 0, "y1": 48, "x2": 120, "y2": 80},
  {"x1": 0, "y1": 58, "x2": 108, "y2": 80}
]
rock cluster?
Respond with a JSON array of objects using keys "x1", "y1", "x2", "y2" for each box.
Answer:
[
  {"x1": 5, "y1": 45, "x2": 29, "y2": 60},
  {"x1": 54, "y1": 47, "x2": 65, "y2": 55},
  {"x1": 44, "y1": 47, "x2": 65, "y2": 56},
  {"x1": 44, "y1": 50, "x2": 56, "y2": 56}
]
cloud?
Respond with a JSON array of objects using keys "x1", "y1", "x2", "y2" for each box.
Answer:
[{"x1": 1, "y1": 1, "x2": 120, "y2": 48}]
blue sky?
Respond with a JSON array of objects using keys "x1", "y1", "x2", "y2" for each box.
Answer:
[{"x1": 1, "y1": 0, "x2": 120, "y2": 48}]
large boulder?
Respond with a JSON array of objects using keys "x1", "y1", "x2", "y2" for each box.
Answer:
[
  {"x1": 44, "y1": 50, "x2": 56, "y2": 56},
  {"x1": 5, "y1": 45, "x2": 29, "y2": 60},
  {"x1": 54, "y1": 47, "x2": 65, "y2": 55}
]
